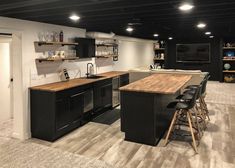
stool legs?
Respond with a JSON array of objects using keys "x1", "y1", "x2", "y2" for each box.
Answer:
[
  {"x1": 164, "y1": 110, "x2": 179, "y2": 146},
  {"x1": 187, "y1": 112, "x2": 198, "y2": 153},
  {"x1": 164, "y1": 109, "x2": 199, "y2": 153}
]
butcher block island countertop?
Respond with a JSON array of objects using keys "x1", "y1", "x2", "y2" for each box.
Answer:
[
  {"x1": 119, "y1": 74, "x2": 192, "y2": 94},
  {"x1": 30, "y1": 71, "x2": 128, "y2": 92}
]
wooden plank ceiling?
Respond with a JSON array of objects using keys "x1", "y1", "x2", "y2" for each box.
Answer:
[{"x1": 0, "y1": 0, "x2": 235, "y2": 39}]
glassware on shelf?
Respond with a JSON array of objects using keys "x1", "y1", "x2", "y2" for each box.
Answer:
[
  {"x1": 44, "y1": 32, "x2": 50, "y2": 42},
  {"x1": 53, "y1": 31, "x2": 59, "y2": 42},
  {"x1": 37, "y1": 32, "x2": 44, "y2": 41}
]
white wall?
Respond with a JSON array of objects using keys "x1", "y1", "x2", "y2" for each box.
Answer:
[{"x1": 0, "y1": 16, "x2": 154, "y2": 140}]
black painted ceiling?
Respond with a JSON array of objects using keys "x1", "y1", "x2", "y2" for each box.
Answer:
[{"x1": 0, "y1": 0, "x2": 235, "y2": 40}]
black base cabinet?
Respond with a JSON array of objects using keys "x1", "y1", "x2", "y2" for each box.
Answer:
[
  {"x1": 120, "y1": 74, "x2": 129, "y2": 86},
  {"x1": 31, "y1": 84, "x2": 91, "y2": 141},
  {"x1": 31, "y1": 74, "x2": 129, "y2": 142},
  {"x1": 93, "y1": 78, "x2": 113, "y2": 116}
]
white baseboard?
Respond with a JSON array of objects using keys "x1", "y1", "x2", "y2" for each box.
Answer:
[{"x1": 12, "y1": 131, "x2": 31, "y2": 140}]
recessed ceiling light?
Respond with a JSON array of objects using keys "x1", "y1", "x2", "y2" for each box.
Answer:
[
  {"x1": 168, "y1": 37, "x2": 173, "y2": 40},
  {"x1": 179, "y1": 3, "x2": 194, "y2": 11},
  {"x1": 197, "y1": 23, "x2": 206, "y2": 29},
  {"x1": 69, "y1": 14, "x2": 80, "y2": 21},
  {"x1": 153, "y1": 34, "x2": 159, "y2": 37},
  {"x1": 209, "y1": 36, "x2": 214, "y2": 38},
  {"x1": 126, "y1": 27, "x2": 133, "y2": 32},
  {"x1": 205, "y1": 32, "x2": 211, "y2": 35}
]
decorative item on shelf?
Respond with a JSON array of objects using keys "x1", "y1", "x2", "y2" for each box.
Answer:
[
  {"x1": 160, "y1": 40, "x2": 165, "y2": 48},
  {"x1": 160, "y1": 53, "x2": 165, "y2": 59},
  {"x1": 226, "y1": 43, "x2": 231, "y2": 47},
  {"x1": 224, "y1": 74, "x2": 235, "y2": 83},
  {"x1": 224, "y1": 63, "x2": 231, "y2": 70},
  {"x1": 223, "y1": 56, "x2": 235, "y2": 60},
  {"x1": 225, "y1": 51, "x2": 235, "y2": 57},
  {"x1": 154, "y1": 41, "x2": 160, "y2": 49}
]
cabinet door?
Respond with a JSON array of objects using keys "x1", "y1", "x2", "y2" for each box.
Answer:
[
  {"x1": 120, "y1": 74, "x2": 129, "y2": 87},
  {"x1": 101, "y1": 83, "x2": 112, "y2": 108},
  {"x1": 69, "y1": 92, "x2": 84, "y2": 124},
  {"x1": 94, "y1": 86, "x2": 103, "y2": 111},
  {"x1": 55, "y1": 98, "x2": 70, "y2": 131}
]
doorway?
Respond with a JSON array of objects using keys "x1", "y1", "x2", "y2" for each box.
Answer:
[{"x1": 0, "y1": 35, "x2": 13, "y2": 126}]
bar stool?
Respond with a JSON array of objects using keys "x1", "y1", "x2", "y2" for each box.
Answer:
[
  {"x1": 164, "y1": 87, "x2": 200, "y2": 153},
  {"x1": 183, "y1": 74, "x2": 210, "y2": 122}
]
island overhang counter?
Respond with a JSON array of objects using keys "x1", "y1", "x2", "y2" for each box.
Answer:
[{"x1": 119, "y1": 74, "x2": 192, "y2": 146}]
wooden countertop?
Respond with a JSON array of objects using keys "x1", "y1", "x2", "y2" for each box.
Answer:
[
  {"x1": 30, "y1": 71, "x2": 128, "y2": 92},
  {"x1": 119, "y1": 74, "x2": 191, "y2": 94}
]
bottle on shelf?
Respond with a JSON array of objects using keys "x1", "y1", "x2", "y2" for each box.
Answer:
[{"x1": 59, "y1": 31, "x2": 63, "y2": 42}]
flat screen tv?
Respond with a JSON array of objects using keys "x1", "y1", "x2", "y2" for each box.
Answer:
[{"x1": 176, "y1": 43, "x2": 210, "y2": 63}]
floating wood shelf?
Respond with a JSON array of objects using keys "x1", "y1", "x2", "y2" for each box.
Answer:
[
  {"x1": 223, "y1": 59, "x2": 235, "y2": 61},
  {"x1": 154, "y1": 48, "x2": 165, "y2": 51},
  {"x1": 96, "y1": 55, "x2": 117, "y2": 58},
  {"x1": 35, "y1": 41, "x2": 78, "y2": 46},
  {"x1": 36, "y1": 57, "x2": 79, "y2": 62},
  {"x1": 153, "y1": 58, "x2": 164, "y2": 61},
  {"x1": 223, "y1": 47, "x2": 235, "y2": 50},
  {"x1": 223, "y1": 70, "x2": 235, "y2": 73},
  {"x1": 96, "y1": 43, "x2": 118, "y2": 47}
]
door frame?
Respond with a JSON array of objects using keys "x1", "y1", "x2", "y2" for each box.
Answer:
[
  {"x1": 0, "y1": 34, "x2": 13, "y2": 120},
  {"x1": 0, "y1": 28, "x2": 24, "y2": 139}
]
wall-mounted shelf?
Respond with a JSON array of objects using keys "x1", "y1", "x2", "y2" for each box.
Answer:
[
  {"x1": 96, "y1": 55, "x2": 117, "y2": 58},
  {"x1": 222, "y1": 43, "x2": 235, "y2": 83},
  {"x1": 154, "y1": 48, "x2": 165, "y2": 51},
  {"x1": 223, "y1": 47, "x2": 235, "y2": 50},
  {"x1": 223, "y1": 59, "x2": 235, "y2": 61},
  {"x1": 36, "y1": 57, "x2": 79, "y2": 63},
  {"x1": 153, "y1": 58, "x2": 164, "y2": 61},
  {"x1": 35, "y1": 41, "x2": 78, "y2": 46},
  {"x1": 96, "y1": 43, "x2": 118, "y2": 47},
  {"x1": 223, "y1": 70, "x2": 235, "y2": 73}
]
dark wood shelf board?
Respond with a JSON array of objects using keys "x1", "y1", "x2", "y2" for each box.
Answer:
[
  {"x1": 35, "y1": 41, "x2": 78, "y2": 46},
  {"x1": 154, "y1": 48, "x2": 165, "y2": 51},
  {"x1": 96, "y1": 55, "x2": 117, "y2": 58},
  {"x1": 223, "y1": 70, "x2": 235, "y2": 73},
  {"x1": 223, "y1": 59, "x2": 235, "y2": 61},
  {"x1": 153, "y1": 58, "x2": 165, "y2": 61},
  {"x1": 96, "y1": 43, "x2": 118, "y2": 47},
  {"x1": 36, "y1": 57, "x2": 79, "y2": 62},
  {"x1": 223, "y1": 47, "x2": 235, "y2": 50}
]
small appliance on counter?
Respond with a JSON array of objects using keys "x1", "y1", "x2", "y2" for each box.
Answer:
[{"x1": 59, "y1": 68, "x2": 70, "y2": 81}]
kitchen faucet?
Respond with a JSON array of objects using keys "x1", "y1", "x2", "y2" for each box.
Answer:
[{"x1": 86, "y1": 63, "x2": 94, "y2": 78}]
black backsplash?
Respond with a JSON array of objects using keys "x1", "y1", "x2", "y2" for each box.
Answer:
[{"x1": 165, "y1": 38, "x2": 222, "y2": 81}]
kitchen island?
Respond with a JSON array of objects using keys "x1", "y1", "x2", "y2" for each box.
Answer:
[{"x1": 119, "y1": 74, "x2": 191, "y2": 146}]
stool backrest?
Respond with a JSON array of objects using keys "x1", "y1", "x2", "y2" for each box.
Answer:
[
  {"x1": 188, "y1": 86, "x2": 201, "y2": 109},
  {"x1": 201, "y1": 75, "x2": 210, "y2": 95}
]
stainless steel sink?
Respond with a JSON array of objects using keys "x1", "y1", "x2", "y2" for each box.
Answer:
[{"x1": 86, "y1": 75, "x2": 105, "y2": 79}]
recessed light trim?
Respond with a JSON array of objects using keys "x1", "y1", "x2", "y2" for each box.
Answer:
[
  {"x1": 197, "y1": 23, "x2": 206, "y2": 29},
  {"x1": 179, "y1": 3, "x2": 194, "y2": 11},
  {"x1": 69, "y1": 14, "x2": 80, "y2": 21},
  {"x1": 205, "y1": 32, "x2": 211, "y2": 35},
  {"x1": 153, "y1": 34, "x2": 159, "y2": 37},
  {"x1": 168, "y1": 37, "x2": 173, "y2": 40},
  {"x1": 126, "y1": 27, "x2": 134, "y2": 32}
]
